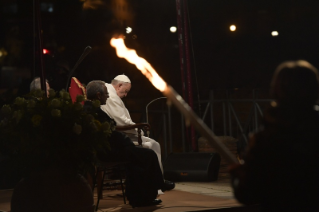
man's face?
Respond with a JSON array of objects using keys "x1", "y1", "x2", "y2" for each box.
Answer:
[
  {"x1": 99, "y1": 86, "x2": 109, "y2": 105},
  {"x1": 116, "y1": 83, "x2": 131, "y2": 98}
]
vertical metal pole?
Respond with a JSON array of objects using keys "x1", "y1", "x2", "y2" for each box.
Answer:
[
  {"x1": 229, "y1": 104, "x2": 248, "y2": 144},
  {"x1": 222, "y1": 101, "x2": 226, "y2": 136},
  {"x1": 227, "y1": 91, "x2": 232, "y2": 136},
  {"x1": 181, "y1": 115, "x2": 186, "y2": 152},
  {"x1": 176, "y1": 0, "x2": 188, "y2": 152},
  {"x1": 34, "y1": 0, "x2": 46, "y2": 93},
  {"x1": 202, "y1": 103, "x2": 210, "y2": 120},
  {"x1": 182, "y1": 0, "x2": 196, "y2": 151},
  {"x1": 176, "y1": 0, "x2": 197, "y2": 151},
  {"x1": 175, "y1": 0, "x2": 186, "y2": 100},
  {"x1": 32, "y1": 0, "x2": 36, "y2": 79}
]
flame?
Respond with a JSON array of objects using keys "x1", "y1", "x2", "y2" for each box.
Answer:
[{"x1": 110, "y1": 37, "x2": 167, "y2": 92}]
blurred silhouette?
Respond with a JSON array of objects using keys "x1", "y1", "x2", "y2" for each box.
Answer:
[
  {"x1": 48, "y1": 60, "x2": 70, "y2": 92},
  {"x1": 30, "y1": 77, "x2": 50, "y2": 97},
  {"x1": 229, "y1": 60, "x2": 319, "y2": 212}
]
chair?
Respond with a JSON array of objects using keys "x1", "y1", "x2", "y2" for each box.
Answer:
[
  {"x1": 93, "y1": 161, "x2": 128, "y2": 211},
  {"x1": 94, "y1": 123, "x2": 150, "y2": 211},
  {"x1": 68, "y1": 77, "x2": 150, "y2": 147},
  {"x1": 68, "y1": 77, "x2": 86, "y2": 104},
  {"x1": 67, "y1": 77, "x2": 151, "y2": 209}
]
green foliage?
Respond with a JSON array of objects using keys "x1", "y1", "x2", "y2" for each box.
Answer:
[{"x1": 0, "y1": 89, "x2": 112, "y2": 176}]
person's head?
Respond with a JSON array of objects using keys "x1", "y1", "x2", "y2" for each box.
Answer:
[
  {"x1": 111, "y1": 75, "x2": 131, "y2": 98},
  {"x1": 270, "y1": 60, "x2": 319, "y2": 107},
  {"x1": 86, "y1": 80, "x2": 109, "y2": 105},
  {"x1": 30, "y1": 77, "x2": 50, "y2": 97}
]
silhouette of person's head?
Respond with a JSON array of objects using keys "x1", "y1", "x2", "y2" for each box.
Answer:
[
  {"x1": 270, "y1": 60, "x2": 319, "y2": 107},
  {"x1": 30, "y1": 77, "x2": 50, "y2": 97}
]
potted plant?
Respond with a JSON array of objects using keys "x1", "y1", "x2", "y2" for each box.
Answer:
[{"x1": 0, "y1": 89, "x2": 113, "y2": 212}]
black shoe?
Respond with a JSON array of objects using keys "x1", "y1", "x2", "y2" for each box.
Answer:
[
  {"x1": 130, "y1": 199, "x2": 162, "y2": 208},
  {"x1": 162, "y1": 180, "x2": 175, "y2": 192},
  {"x1": 151, "y1": 199, "x2": 162, "y2": 205}
]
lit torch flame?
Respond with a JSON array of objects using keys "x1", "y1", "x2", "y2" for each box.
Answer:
[
  {"x1": 110, "y1": 36, "x2": 238, "y2": 165},
  {"x1": 110, "y1": 38, "x2": 167, "y2": 92}
]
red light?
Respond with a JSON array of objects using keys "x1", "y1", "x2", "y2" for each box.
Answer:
[{"x1": 43, "y1": 49, "x2": 49, "y2": 54}]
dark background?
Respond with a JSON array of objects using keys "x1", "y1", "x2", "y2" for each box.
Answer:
[
  {"x1": 1, "y1": 0, "x2": 319, "y2": 95},
  {"x1": 1, "y1": 0, "x2": 319, "y2": 150},
  {"x1": 0, "y1": 0, "x2": 319, "y2": 93}
]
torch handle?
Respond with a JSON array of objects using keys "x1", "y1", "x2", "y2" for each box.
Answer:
[{"x1": 163, "y1": 86, "x2": 238, "y2": 164}]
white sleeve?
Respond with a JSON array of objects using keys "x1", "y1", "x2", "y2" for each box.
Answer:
[{"x1": 100, "y1": 96, "x2": 136, "y2": 126}]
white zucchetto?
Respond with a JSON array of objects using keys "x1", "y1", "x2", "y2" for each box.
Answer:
[{"x1": 114, "y1": 74, "x2": 131, "y2": 83}]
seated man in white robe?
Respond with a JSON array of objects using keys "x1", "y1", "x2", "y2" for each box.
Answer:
[{"x1": 100, "y1": 74, "x2": 175, "y2": 192}]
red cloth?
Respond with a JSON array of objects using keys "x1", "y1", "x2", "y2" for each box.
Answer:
[{"x1": 69, "y1": 77, "x2": 86, "y2": 104}]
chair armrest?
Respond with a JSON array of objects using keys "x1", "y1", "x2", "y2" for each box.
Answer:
[{"x1": 116, "y1": 123, "x2": 151, "y2": 146}]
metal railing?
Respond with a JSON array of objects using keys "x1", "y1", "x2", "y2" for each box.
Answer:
[
  {"x1": 199, "y1": 90, "x2": 272, "y2": 151},
  {"x1": 135, "y1": 89, "x2": 272, "y2": 159},
  {"x1": 206, "y1": 91, "x2": 270, "y2": 133}
]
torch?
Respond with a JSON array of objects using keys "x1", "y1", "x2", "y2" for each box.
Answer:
[{"x1": 110, "y1": 37, "x2": 238, "y2": 164}]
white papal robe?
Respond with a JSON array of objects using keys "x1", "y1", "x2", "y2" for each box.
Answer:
[{"x1": 100, "y1": 83, "x2": 163, "y2": 174}]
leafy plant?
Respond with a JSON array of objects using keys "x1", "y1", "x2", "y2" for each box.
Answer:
[{"x1": 0, "y1": 89, "x2": 112, "y2": 177}]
